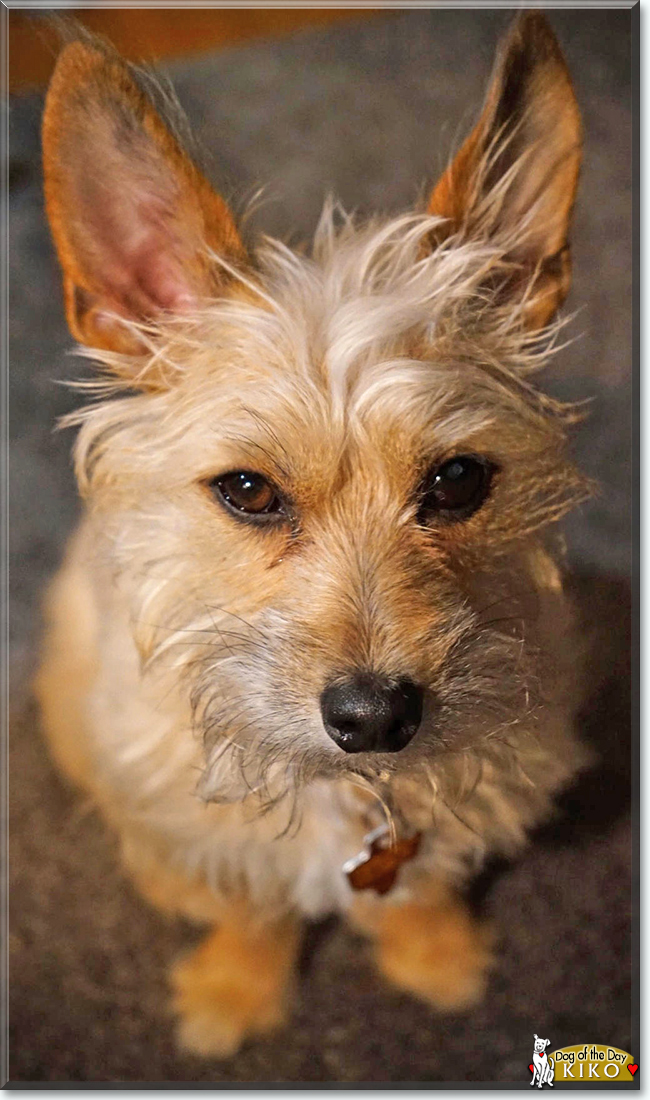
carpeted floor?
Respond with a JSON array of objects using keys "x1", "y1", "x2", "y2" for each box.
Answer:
[{"x1": 9, "y1": 10, "x2": 634, "y2": 1085}]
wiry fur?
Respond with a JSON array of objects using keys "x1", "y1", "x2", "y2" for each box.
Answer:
[
  {"x1": 37, "y1": 11, "x2": 591, "y2": 1054},
  {"x1": 44, "y1": 205, "x2": 589, "y2": 905}
]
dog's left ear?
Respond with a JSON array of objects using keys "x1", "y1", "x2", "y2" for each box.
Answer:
[
  {"x1": 428, "y1": 11, "x2": 582, "y2": 330},
  {"x1": 42, "y1": 38, "x2": 246, "y2": 357}
]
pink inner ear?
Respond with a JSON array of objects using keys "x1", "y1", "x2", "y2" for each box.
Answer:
[
  {"x1": 128, "y1": 244, "x2": 198, "y2": 315},
  {"x1": 93, "y1": 211, "x2": 198, "y2": 321},
  {"x1": 71, "y1": 146, "x2": 201, "y2": 323}
]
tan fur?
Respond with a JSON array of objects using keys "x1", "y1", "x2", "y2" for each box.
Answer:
[
  {"x1": 428, "y1": 11, "x2": 582, "y2": 330},
  {"x1": 351, "y1": 886, "x2": 495, "y2": 1012},
  {"x1": 37, "y1": 13, "x2": 590, "y2": 1057},
  {"x1": 171, "y1": 907, "x2": 300, "y2": 1056},
  {"x1": 35, "y1": 526, "x2": 99, "y2": 791}
]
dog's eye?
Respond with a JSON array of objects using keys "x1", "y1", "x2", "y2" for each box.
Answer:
[
  {"x1": 208, "y1": 471, "x2": 284, "y2": 522},
  {"x1": 417, "y1": 456, "x2": 493, "y2": 522}
]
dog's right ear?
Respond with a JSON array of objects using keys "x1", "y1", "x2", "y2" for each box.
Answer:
[{"x1": 42, "y1": 39, "x2": 245, "y2": 356}]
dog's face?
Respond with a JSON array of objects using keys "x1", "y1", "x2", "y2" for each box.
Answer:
[
  {"x1": 534, "y1": 1036, "x2": 551, "y2": 1055},
  {"x1": 43, "y1": 16, "x2": 587, "y2": 805}
]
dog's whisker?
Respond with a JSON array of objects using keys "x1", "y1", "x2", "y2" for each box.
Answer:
[{"x1": 201, "y1": 605, "x2": 269, "y2": 641}]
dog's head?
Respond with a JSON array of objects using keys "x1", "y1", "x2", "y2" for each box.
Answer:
[
  {"x1": 534, "y1": 1036, "x2": 551, "y2": 1054},
  {"x1": 43, "y1": 15, "x2": 589, "y2": 810}
]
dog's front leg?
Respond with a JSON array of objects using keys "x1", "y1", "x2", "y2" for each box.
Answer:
[
  {"x1": 170, "y1": 904, "x2": 301, "y2": 1057},
  {"x1": 349, "y1": 879, "x2": 493, "y2": 1012}
]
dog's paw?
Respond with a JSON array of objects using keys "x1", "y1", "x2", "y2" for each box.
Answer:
[
  {"x1": 171, "y1": 948, "x2": 289, "y2": 1057},
  {"x1": 169, "y1": 919, "x2": 297, "y2": 1057},
  {"x1": 374, "y1": 899, "x2": 494, "y2": 1012}
]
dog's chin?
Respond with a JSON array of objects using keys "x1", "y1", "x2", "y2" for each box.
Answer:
[{"x1": 195, "y1": 717, "x2": 467, "y2": 810}]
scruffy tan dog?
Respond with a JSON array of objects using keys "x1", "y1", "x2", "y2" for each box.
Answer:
[{"x1": 37, "y1": 12, "x2": 591, "y2": 1057}]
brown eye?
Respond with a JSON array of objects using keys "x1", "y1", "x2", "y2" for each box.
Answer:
[
  {"x1": 209, "y1": 471, "x2": 284, "y2": 522},
  {"x1": 417, "y1": 456, "x2": 493, "y2": 523}
]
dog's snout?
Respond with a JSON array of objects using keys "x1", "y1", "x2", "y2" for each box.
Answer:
[{"x1": 320, "y1": 675, "x2": 423, "y2": 753}]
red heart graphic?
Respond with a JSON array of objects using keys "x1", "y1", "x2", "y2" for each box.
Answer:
[
  {"x1": 529, "y1": 1065, "x2": 534, "y2": 1074},
  {"x1": 628, "y1": 1064, "x2": 638, "y2": 1077}
]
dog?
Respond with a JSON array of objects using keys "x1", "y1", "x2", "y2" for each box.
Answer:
[
  {"x1": 531, "y1": 1036, "x2": 555, "y2": 1088},
  {"x1": 36, "y1": 12, "x2": 591, "y2": 1057}
]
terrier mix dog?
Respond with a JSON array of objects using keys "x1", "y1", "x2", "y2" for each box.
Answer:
[{"x1": 37, "y1": 12, "x2": 590, "y2": 1057}]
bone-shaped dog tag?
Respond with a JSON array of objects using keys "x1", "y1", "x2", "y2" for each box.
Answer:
[{"x1": 343, "y1": 824, "x2": 421, "y2": 895}]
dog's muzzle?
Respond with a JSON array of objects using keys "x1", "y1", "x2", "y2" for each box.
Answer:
[{"x1": 320, "y1": 674, "x2": 423, "y2": 753}]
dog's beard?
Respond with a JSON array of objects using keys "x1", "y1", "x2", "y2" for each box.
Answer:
[{"x1": 189, "y1": 617, "x2": 544, "y2": 824}]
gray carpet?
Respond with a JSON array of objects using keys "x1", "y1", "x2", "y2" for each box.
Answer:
[{"x1": 9, "y1": 10, "x2": 634, "y2": 1084}]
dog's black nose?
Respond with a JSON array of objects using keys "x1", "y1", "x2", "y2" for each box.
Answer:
[{"x1": 320, "y1": 675, "x2": 423, "y2": 753}]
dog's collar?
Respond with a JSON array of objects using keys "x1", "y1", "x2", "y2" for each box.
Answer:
[{"x1": 342, "y1": 822, "x2": 421, "y2": 895}]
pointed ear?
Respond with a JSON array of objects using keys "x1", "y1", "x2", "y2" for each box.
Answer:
[
  {"x1": 428, "y1": 11, "x2": 582, "y2": 330},
  {"x1": 42, "y1": 39, "x2": 245, "y2": 356}
]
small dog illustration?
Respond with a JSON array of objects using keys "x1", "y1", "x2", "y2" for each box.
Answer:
[
  {"x1": 37, "y1": 12, "x2": 591, "y2": 1056},
  {"x1": 531, "y1": 1036, "x2": 555, "y2": 1088}
]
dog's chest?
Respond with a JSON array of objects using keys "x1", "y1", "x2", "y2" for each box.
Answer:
[{"x1": 204, "y1": 782, "x2": 402, "y2": 918}]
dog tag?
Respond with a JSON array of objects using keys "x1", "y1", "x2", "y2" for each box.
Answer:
[{"x1": 343, "y1": 824, "x2": 421, "y2": 895}]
